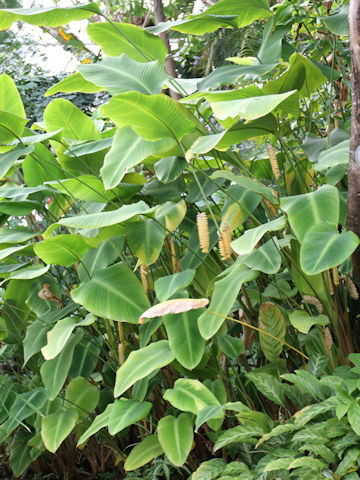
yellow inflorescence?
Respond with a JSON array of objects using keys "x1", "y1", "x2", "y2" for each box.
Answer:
[{"x1": 196, "y1": 212, "x2": 210, "y2": 253}]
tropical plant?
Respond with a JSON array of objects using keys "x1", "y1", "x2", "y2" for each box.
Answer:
[{"x1": 0, "y1": 0, "x2": 358, "y2": 478}]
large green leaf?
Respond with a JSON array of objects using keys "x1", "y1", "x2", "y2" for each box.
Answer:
[
  {"x1": 198, "y1": 264, "x2": 259, "y2": 340},
  {"x1": 263, "y1": 52, "x2": 326, "y2": 99},
  {"x1": 155, "y1": 200, "x2": 187, "y2": 232},
  {"x1": 77, "y1": 404, "x2": 113, "y2": 445},
  {"x1": 259, "y1": 303, "x2": 286, "y2": 363},
  {"x1": 78, "y1": 55, "x2": 168, "y2": 95},
  {"x1": 71, "y1": 263, "x2": 150, "y2": 323},
  {"x1": 101, "y1": 127, "x2": 175, "y2": 189},
  {"x1": 45, "y1": 72, "x2": 102, "y2": 96},
  {"x1": 46, "y1": 175, "x2": 114, "y2": 203},
  {"x1": 211, "y1": 170, "x2": 278, "y2": 204},
  {"x1": 6, "y1": 264, "x2": 50, "y2": 281},
  {"x1": 78, "y1": 235, "x2": 125, "y2": 281},
  {"x1": 157, "y1": 414, "x2": 193, "y2": 467},
  {"x1": 87, "y1": 22, "x2": 167, "y2": 63},
  {"x1": 9, "y1": 428, "x2": 34, "y2": 478},
  {"x1": 44, "y1": 98, "x2": 100, "y2": 145},
  {"x1": 289, "y1": 311, "x2": 329, "y2": 334},
  {"x1": 125, "y1": 219, "x2": 166, "y2": 266},
  {"x1": 34, "y1": 234, "x2": 90, "y2": 266},
  {"x1": 114, "y1": 340, "x2": 175, "y2": 397},
  {"x1": 323, "y1": 5, "x2": 349, "y2": 35},
  {"x1": 300, "y1": 224, "x2": 359, "y2": 275},
  {"x1": 231, "y1": 216, "x2": 287, "y2": 255},
  {"x1": 0, "y1": 73, "x2": 25, "y2": 119},
  {"x1": 101, "y1": 92, "x2": 199, "y2": 142},
  {"x1": 243, "y1": 238, "x2": 282, "y2": 274},
  {"x1": 164, "y1": 379, "x2": 220, "y2": 415},
  {"x1": 0, "y1": 3, "x2": 99, "y2": 29},
  {"x1": 124, "y1": 435, "x2": 163, "y2": 471},
  {"x1": 164, "y1": 309, "x2": 205, "y2": 370},
  {"x1": 198, "y1": 64, "x2": 277, "y2": 90},
  {"x1": 218, "y1": 335, "x2": 244, "y2": 358},
  {"x1": 108, "y1": 398, "x2": 152, "y2": 435},
  {"x1": 0, "y1": 145, "x2": 34, "y2": 178},
  {"x1": 0, "y1": 388, "x2": 48, "y2": 443},
  {"x1": 41, "y1": 315, "x2": 95, "y2": 360},
  {"x1": 209, "y1": 90, "x2": 297, "y2": 120},
  {"x1": 148, "y1": 0, "x2": 271, "y2": 35},
  {"x1": 64, "y1": 377, "x2": 99, "y2": 418},
  {"x1": 58, "y1": 201, "x2": 149, "y2": 229},
  {"x1": 23, "y1": 320, "x2": 52, "y2": 365},
  {"x1": 280, "y1": 185, "x2": 339, "y2": 242},
  {"x1": 40, "y1": 330, "x2": 83, "y2": 400},
  {"x1": 155, "y1": 156, "x2": 187, "y2": 184},
  {"x1": 41, "y1": 409, "x2": 79, "y2": 453},
  {"x1": 315, "y1": 140, "x2": 349, "y2": 171},
  {"x1": 155, "y1": 270, "x2": 196, "y2": 302},
  {"x1": 0, "y1": 74, "x2": 27, "y2": 143}
]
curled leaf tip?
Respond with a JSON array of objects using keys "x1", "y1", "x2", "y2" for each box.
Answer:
[{"x1": 139, "y1": 298, "x2": 209, "y2": 323}]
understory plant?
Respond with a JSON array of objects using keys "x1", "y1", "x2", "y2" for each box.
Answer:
[{"x1": 0, "y1": 0, "x2": 359, "y2": 478}]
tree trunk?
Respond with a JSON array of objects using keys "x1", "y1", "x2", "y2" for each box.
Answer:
[
  {"x1": 347, "y1": 0, "x2": 360, "y2": 280},
  {"x1": 153, "y1": 0, "x2": 181, "y2": 100}
]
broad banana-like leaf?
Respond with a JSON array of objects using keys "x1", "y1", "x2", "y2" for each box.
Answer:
[
  {"x1": 58, "y1": 201, "x2": 150, "y2": 229},
  {"x1": 198, "y1": 264, "x2": 259, "y2": 340},
  {"x1": 88, "y1": 22, "x2": 167, "y2": 63},
  {"x1": 164, "y1": 309, "x2": 205, "y2": 370},
  {"x1": 125, "y1": 219, "x2": 166, "y2": 266},
  {"x1": 154, "y1": 270, "x2": 196, "y2": 302},
  {"x1": 124, "y1": 435, "x2": 163, "y2": 471},
  {"x1": 40, "y1": 330, "x2": 83, "y2": 400},
  {"x1": 243, "y1": 238, "x2": 282, "y2": 274},
  {"x1": 78, "y1": 55, "x2": 168, "y2": 95},
  {"x1": 41, "y1": 409, "x2": 79, "y2": 453},
  {"x1": 77, "y1": 404, "x2": 113, "y2": 445},
  {"x1": 157, "y1": 414, "x2": 193, "y2": 466},
  {"x1": 41, "y1": 314, "x2": 95, "y2": 360},
  {"x1": 108, "y1": 398, "x2": 152, "y2": 435},
  {"x1": 300, "y1": 223, "x2": 359, "y2": 275},
  {"x1": 114, "y1": 341, "x2": 174, "y2": 397},
  {"x1": 164, "y1": 379, "x2": 220, "y2": 415},
  {"x1": 65, "y1": 377, "x2": 99, "y2": 418},
  {"x1": 101, "y1": 127, "x2": 175, "y2": 189},
  {"x1": 34, "y1": 234, "x2": 90, "y2": 266},
  {"x1": 0, "y1": 3, "x2": 99, "y2": 29},
  {"x1": 148, "y1": 0, "x2": 271, "y2": 35},
  {"x1": 280, "y1": 184, "x2": 339, "y2": 242},
  {"x1": 231, "y1": 216, "x2": 287, "y2": 255},
  {"x1": 71, "y1": 263, "x2": 150, "y2": 323},
  {"x1": 101, "y1": 91, "x2": 200, "y2": 142},
  {"x1": 45, "y1": 72, "x2": 102, "y2": 96},
  {"x1": 0, "y1": 74, "x2": 27, "y2": 143}
]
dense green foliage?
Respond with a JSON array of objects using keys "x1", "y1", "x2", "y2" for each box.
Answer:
[{"x1": 0, "y1": 0, "x2": 358, "y2": 478}]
